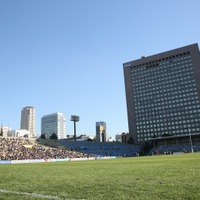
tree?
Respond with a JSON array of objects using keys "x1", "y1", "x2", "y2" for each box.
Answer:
[
  {"x1": 128, "y1": 137, "x2": 134, "y2": 144},
  {"x1": 87, "y1": 138, "x2": 94, "y2": 142},
  {"x1": 141, "y1": 141, "x2": 154, "y2": 155},
  {"x1": 50, "y1": 133, "x2": 58, "y2": 140},
  {"x1": 0, "y1": 125, "x2": 3, "y2": 136},
  {"x1": 40, "y1": 134, "x2": 46, "y2": 139}
]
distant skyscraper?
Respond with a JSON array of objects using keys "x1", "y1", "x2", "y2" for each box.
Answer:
[
  {"x1": 123, "y1": 43, "x2": 200, "y2": 144},
  {"x1": 96, "y1": 121, "x2": 107, "y2": 142},
  {"x1": 41, "y1": 112, "x2": 66, "y2": 139},
  {"x1": 21, "y1": 106, "x2": 35, "y2": 137}
]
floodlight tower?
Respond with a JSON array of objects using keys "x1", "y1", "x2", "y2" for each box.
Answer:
[
  {"x1": 188, "y1": 127, "x2": 194, "y2": 153},
  {"x1": 70, "y1": 115, "x2": 80, "y2": 141}
]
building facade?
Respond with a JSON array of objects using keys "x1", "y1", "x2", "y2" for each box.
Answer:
[
  {"x1": 11, "y1": 129, "x2": 31, "y2": 138},
  {"x1": 96, "y1": 121, "x2": 107, "y2": 142},
  {"x1": 41, "y1": 112, "x2": 66, "y2": 139},
  {"x1": 115, "y1": 134, "x2": 123, "y2": 142},
  {"x1": 124, "y1": 43, "x2": 200, "y2": 144},
  {"x1": 20, "y1": 106, "x2": 35, "y2": 137},
  {"x1": 0, "y1": 126, "x2": 11, "y2": 137}
]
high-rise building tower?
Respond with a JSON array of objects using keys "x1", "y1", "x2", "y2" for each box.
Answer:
[
  {"x1": 41, "y1": 112, "x2": 66, "y2": 139},
  {"x1": 20, "y1": 106, "x2": 36, "y2": 137},
  {"x1": 96, "y1": 121, "x2": 107, "y2": 142},
  {"x1": 123, "y1": 43, "x2": 200, "y2": 144}
]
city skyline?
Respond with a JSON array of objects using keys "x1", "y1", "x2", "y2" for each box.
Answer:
[
  {"x1": 1, "y1": 1, "x2": 200, "y2": 138},
  {"x1": 2, "y1": 105, "x2": 111, "y2": 137}
]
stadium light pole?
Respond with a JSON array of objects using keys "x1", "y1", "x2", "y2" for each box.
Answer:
[
  {"x1": 188, "y1": 126, "x2": 194, "y2": 153},
  {"x1": 71, "y1": 115, "x2": 80, "y2": 141}
]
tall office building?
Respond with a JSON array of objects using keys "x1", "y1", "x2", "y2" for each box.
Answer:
[
  {"x1": 21, "y1": 106, "x2": 35, "y2": 137},
  {"x1": 96, "y1": 121, "x2": 107, "y2": 142},
  {"x1": 124, "y1": 43, "x2": 200, "y2": 144},
  {"x1": 41, "y1": 112, "x2": 66, "y2": 139}
]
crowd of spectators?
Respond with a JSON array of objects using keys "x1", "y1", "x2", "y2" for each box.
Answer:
[{"x1": 0, "y1": 137, "x2": 91, "y2": 161}]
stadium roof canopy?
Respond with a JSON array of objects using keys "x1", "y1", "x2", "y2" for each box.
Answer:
[{"x1": 149, "y1": 133, "x2": 200, "y2": 141}]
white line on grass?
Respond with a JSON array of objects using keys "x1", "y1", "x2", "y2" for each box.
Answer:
[{"x1": 0, "y1": 189, "x2": 86, "y2": 200}]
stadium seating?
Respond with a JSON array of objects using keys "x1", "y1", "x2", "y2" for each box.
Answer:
[
  {"x1": 59, "y1": 140, "x2": 140, "y2": 157},
  {"x1": 149, "y1": 142, "x2": 200, "y2": 155},
  {"x1": 0, "y1": 137, "x2": 141, "y2": 161}
]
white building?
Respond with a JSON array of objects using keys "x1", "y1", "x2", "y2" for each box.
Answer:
[
  {"x1": 107, "y1": 136, "x2": 114, "y2": 142},
  {"x1": 41, "y1": 112, "x2": 66, "y2": 139},
  {"x1": 115, "y1": 134, "x2": 122, "y2": 142},
  {"x1": 21, "y1": 106, "x2": 36, "y2": 137},
  {"x1": 1, "y1": 126, "x2": 11, "y2": 137},
  {"x1": 11, "y1": 129, "x2": 31, "y2": 138}
]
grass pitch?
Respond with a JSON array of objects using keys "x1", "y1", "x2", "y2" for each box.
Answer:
[{"x1": 0, "y1": 153, "x2": 200, "y2": 200}]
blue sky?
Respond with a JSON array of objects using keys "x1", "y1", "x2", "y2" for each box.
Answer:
[{"x1": 0, "y1": 0, "x2": 200, "y2": 138}]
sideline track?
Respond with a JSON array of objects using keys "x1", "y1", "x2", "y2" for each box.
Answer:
[{"x1": 0, "y1": 189, "x2": 86, "y2": 200}]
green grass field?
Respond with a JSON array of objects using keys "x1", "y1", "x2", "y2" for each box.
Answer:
[{"x1": 0, "y1": 153, "x2": 200, "y2": 200}]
